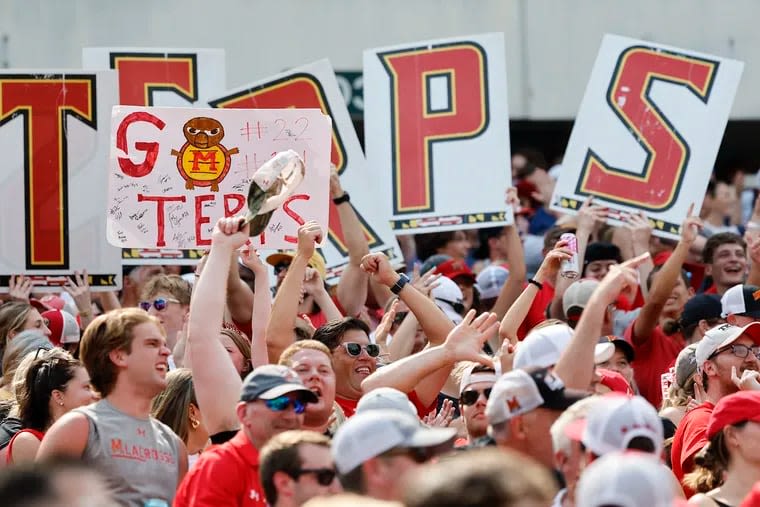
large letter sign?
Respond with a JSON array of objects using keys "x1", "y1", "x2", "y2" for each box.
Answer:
[
  {"x1": 552, "y1": 35, "x2": 743, "y2": 238},
  {"x1": 0, "y1": 71, "x2": 121, "y2": 291},
  {"x1": 84, "y1": 47, "x2": 226, "y2": 264},
  {"x1": 364, "y1": 33, "x2": 512, "y2": 234},
  {"x1": 108, "y1": 107, "x2": 331, "y2": 251},
  {"x1": 209, "y1": 59, "x2": 401, "y2": 282}
]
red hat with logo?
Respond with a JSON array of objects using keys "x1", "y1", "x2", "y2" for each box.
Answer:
[
  {"x1": 706, "y1": 391, "x2": 760, "y2": 439},
  {"x1": 435, "y1": 258, "x2": 476, "y2": 284}
]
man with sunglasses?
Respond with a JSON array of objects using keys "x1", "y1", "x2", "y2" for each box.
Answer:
[
  {"x1": 140, "y1": 274, "x2": 191, "y2": 363},
  {"x1": 259, "y1": 430, "x2": 341, "y2": 507},
  {"x1": 671, "y1": 322, "x2": 760, "y2": 494},
  {"x1": 457, "y1": 365, "x2": 497, "y2": 446},
  {"x1": 175, "y1": 365, "x2": 318, "y2": 507}
]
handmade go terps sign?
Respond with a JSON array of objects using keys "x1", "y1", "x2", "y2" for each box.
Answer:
[{"x1": 107, "y1": 106, "x2": 331, "y2": 250}]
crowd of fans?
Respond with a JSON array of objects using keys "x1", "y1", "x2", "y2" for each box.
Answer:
[{"x1": 2, "y1": 155, "x2": 760, "y2": 506}]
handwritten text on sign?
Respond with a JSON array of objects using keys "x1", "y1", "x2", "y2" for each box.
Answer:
[{"x1": 107, "y1": 106, "x2": 332, "y2": 249}]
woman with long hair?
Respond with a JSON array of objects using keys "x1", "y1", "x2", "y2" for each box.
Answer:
[
  {"x1": 151, "y1": 368, "x2": 209, "y2": 467},
  {"x1": 0, "y1": 330, "x2": 53, "y2": 402},
  {"x1": 0, "y1": 302, "x2": 51, "y2": 372},
  {"x1": 5, "y1": 348, "x2": 96, "y2": 465},
  {"x1": 685, "y1": 391, "x2": 760, "y2": 506}
]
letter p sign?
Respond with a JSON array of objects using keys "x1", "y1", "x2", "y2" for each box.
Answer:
[{"x1": 378, "y1": 42, "x2": 489, "y2": 215}]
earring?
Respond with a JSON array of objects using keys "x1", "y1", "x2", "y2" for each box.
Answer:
[
  {"x1": 58, "y1": 401, "x2": 64, "y2": 406},
  {"x1": 190, "y1": 418, "x2": 200, "y2": 430}
]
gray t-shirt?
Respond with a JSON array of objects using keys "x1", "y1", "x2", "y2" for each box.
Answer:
[{"x1": 76, "y1": 399, "x2": 182, "y2": 507}]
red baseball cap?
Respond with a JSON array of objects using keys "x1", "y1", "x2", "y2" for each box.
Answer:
[
  {"x1": 435, "y1": 258, "x2": 475, "y2": 284},
  {"x1": 596, "y1": 368, "x2": 634, "y2": 395},
  {"x1": 706, "y1": 391, "x2": 760, "y2": 439}
]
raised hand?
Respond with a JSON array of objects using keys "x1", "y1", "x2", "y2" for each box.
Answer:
[
  {"x1": 63, "y1": 270, "x2": 92, "y2": 314},
  {"x1": 296, "y1": 221, "x2": 323, "y2": 259},
  {"x1": 212, "y1": 216, "x2": 249, "y2": 251},
  {"x1": 443, "y1": 310, "x2": 498, "y2": 366},
  {"x1": 423, "y1": 398, "x2": 455, "y2": 428},
  {"x1": 239, "y1": 242, "x2": 267, "y2": 274},
  {"x1": 374, "y1": 299, "x2": 399, "y2": 348},
  {"x1": 732, "y1": 366, "x2": 760, "y2": 391},
  {"x1": 8, "y1": 275, "x2": 33, "y2": 302},
  {"x1": 360, "y1": 252, "x2": 399, "y2": 287},
  {"x1": 680, "y1": 204, "x2": 703, "y2": 246},
  {"x1": 411, "y1": 264, "x2": 441, "y2": 297},
  {"x1": 576, "y1": 196, "x2": 608, "y2": 233},
  {"x1": 535, "y1": 239, "x2": 574, "y2": 281},
  {"x1": 595, "y1": 252, "x2": 651, "y2": 306}
]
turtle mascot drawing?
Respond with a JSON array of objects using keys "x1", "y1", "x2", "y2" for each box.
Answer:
[{"x1": 171, "y1": 117, "x2": 239, "y2": 192}]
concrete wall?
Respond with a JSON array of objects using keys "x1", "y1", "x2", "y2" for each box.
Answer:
[{"x1": 0, "y1": 0, "x2": 756, "y2": 118}]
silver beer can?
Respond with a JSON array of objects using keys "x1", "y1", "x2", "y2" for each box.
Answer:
[{"x1": 560, "y1": 232, "x2": 579, "y2": 279}]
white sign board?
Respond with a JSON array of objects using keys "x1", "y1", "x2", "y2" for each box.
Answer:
[
  {"x1": 208, "y1": 59, "x2": 402, "y2": 282},
  {"x1": 82, "y1": 47, "x2": 226, "y2": 107},
  {"x1": 0, "y1": 71, "x2": 122, "y2": 291},
  {"x1": 84, "y1": 47, "x2": 227, "y2": 263},
  {"x1": 551, "y1": 34, "x2": 744, "y2": 238},
  {"x1": 108, "y1": 106, "x2": 331, "y2": 250},
  {"x1": 364, "y1": 32, "x2": 512, "y2": 235}
]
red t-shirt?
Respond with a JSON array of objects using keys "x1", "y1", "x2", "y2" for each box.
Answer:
[
  {"x1": 670, "y1": 402, "x2": 714, "y2": 497},
  {"x1": 336, "y1": 390, "x2": 434, "y2": 419},
  {"x1": 518, "y1": 280, "x2": 556, "y2": 339},
  {"x1": 174, "y1": 430, "x2": 266, "y2": 507},
  {"x1": 624, "y1": 321, "x2": 685, "y2": 408}
]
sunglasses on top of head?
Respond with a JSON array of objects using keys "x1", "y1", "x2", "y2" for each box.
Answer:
[
  {"x1": 139, "y1": 297, "x2": 181, "y2": 312},
  {"x1": 290, "y1": 467, "x2": 337, "y2": 486},
  {"x1": 342, "y1": 342, "x2": 381, "y2": 358},
  {"x1": 264, "y1": 395, "x2": 307, "y2": 414}
]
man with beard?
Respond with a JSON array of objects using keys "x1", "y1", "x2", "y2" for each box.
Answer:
[{"x1": 671, "y1": 322, "x2": 760, "y2": 494}]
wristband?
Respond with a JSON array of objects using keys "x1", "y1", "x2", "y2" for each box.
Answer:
[
  {"x1": 527, "y1": 278, "x2": 543, "y2": 290},
  {"x1": 332, "y1": 193, "x2": 350, "y2": 205},
  {"x1": 390, "y1": 273, "x2": 410, "y2": 295}
]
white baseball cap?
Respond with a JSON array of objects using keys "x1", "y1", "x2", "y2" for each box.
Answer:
[
  {"x1": 571, "y1": 393, "x2": 664, "y2": 457},
  {"x1": 459, "y1": 364, "x2": 497, "y2": 395},
  {"x1": 475, "y1": 265, "x2": 509, "y2": 300},
  {"x1": 485, "y1": 368, "x2": 587, "y2": 425},
  {"x1": 431, "y1": 277, "x2": 464, "y2": 324},
  {"x1": 513, "y1": 323, "x2": 614, "y2": 370},
  {"x1": 331, "y1": 409, "x2": 456, "y2": 474},
  {"x1": 695, "y1": 322, "x2": 760, "y2": 369},
  {"x1": 575, "y1": 451, "x2": 681, "y2": 507},
  {"x1": 720, "y1": 284, "x2": 760, "y2": 318},
  {"x1": 356, "y1": 388, "x2": 418, "y2": 419}
]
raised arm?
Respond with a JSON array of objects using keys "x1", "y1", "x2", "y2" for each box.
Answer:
[
  {"x1": 361, "y1": 252, "x2": 454, "y2": 346},
  {"x1": 362, "y1": 310, "x2": 497, "y2": 402},
  {"x1": 554, "y1": 253, "x2": 649, "y2": 390},
  {"x1": 499, "y1": 241, "x2": 571, "y2": 343},
  {"x1": 187, "y1": 216, "x2": 248, "y2": 434},
  {"x1": 225, "y1": 249, "x2": 255, "y2": 325},
  {"x1": 265, "y1": 222, "x2": 322, "y2": 362},
  {"x1": 303, "y1": 267, "x2": 343, "y2": 323},
  {"x1": 331, "y1": 167, "x2": 370, "y2": 317},
  {"x1": 488, "y1": 189, "x2": 527, "y2": 320},
  {"x1": 239, "y1": 244, "x2": 271, "y2": 369},
  {"x1": 632, "y1": 209, "x2": 701, "y2": 346},
  {"x1": 549, "y1": 197, "x2": 607, "y2": 319}
]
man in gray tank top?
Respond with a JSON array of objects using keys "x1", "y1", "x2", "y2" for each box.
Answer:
[{"x1": 37, "y1": 308, "x2": 188, "y2": 507}]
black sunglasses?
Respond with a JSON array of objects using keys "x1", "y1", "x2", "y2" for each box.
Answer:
[
  {"x1": 393, "y1": 311, "x2": 409, "y2": 326},
  {"x1": 435, "y1": 297, "x2": 465, "y2": 315},
  {"x1": 460, "y1": 388, "x2": 492, "y2": 406},
  {"x1": 343, "y1": 342, "x2": 381, "y2": 358},
  {"x1": 291, "y1": 467, "x2": 337, "y2": 486}
]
